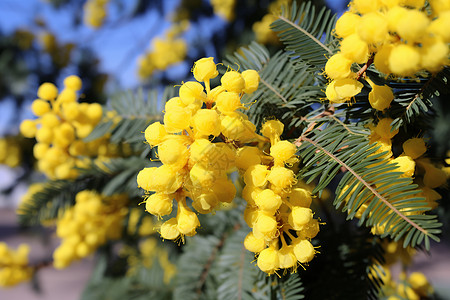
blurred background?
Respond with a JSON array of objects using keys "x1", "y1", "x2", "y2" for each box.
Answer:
[{"x1": 0, "y1": 0, "x2": 449, "y2": 299}]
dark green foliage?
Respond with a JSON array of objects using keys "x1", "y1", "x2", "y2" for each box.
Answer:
[
  {"x1": 300, "y1": 223, "x2": 384, "y2": 300},
  {"x1": 297, "y1": 121, "x2": 441, "y2": 249},
  {"x1": 272, "y1": 1, "x2": 338, "y2": 74}
]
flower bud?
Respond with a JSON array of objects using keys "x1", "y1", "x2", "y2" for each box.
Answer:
[
  {"x1": 193, "y1": 57, "x2": 218, "y2": 82},
  {"x1": 244, "y1": 231, "x2": 266, "y2": 253},
  {"x1": 160, "y1": 218, "x2": 180, "y2": 240},
  {"x1": 255, "y1": 189, "x2": 282, "y2": 214},
  {"x1": 257, "y1": 247, "x2": 280, "y2": 274},
  {"x1": 241, "y1": 70, "x2": 260, "y2": 94},
  {"x1": 293, "y1": 239, "x2": 315, "y2": 263},
  {"x1": 145, "y1": 193, "x2": 173, "y2": 217},
  {"x1": 63, "y1": 75, "x2": 82, "y2": 91},
  {"x1": 288, "y1": 206, "x2": 313, "y2": 230},
  {"x1": 215, "y1": 92, "x2": 241, "y2": 113},
  {"x1": 221, "y1": 70, "x2": 245, "y2": 93},
  {"x1": 37, "y1": 82, "x2": 58, "y2": 100},
  {"x1": 179, "y1": 81, "x2": 205, "y2": 105}
]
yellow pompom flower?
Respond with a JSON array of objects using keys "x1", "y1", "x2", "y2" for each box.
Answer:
[
  {"x1": 298, "y1": 219, "x2": 320, "y2": 239},
  {"x1": 215, "y1": 92, "x2": 242, "y2": 113},
  {"x1": 255, "y1": 189, "x2": 282, "y2": 214},
  {"x1": 261, "y1": 119, "x2": 284, "y2": 142},
  {"x1": 388, "y1": 44, "x2": 420, "y2": 76},
  {"x1": 241, "y1": 70, "x2": 260, "y2": 94},
  {"x1": 31, "y1": 99, "x2": 51, "y2": 116},
  {"x1": 221, "y1": 70, "x2": 245, "y2": 93},
  {"x1": 158, "y1": 138, "x2": 189, "y2": 170},
  {"x1": 87, "y1": 103, "x2": 103, "y2": 123},
  {"x1": 374, "y1": 118, "x2": 398, "y2": 139},
  {"x1": 420, "y1": 37, "x2": 448, "y2": 73},
  {"x1": 177, "y1": 201, "x2": 200, "y2": 236},
  {"x1": 145, "y1": 193, "x2": 173, "y2": 217},
  {"x1": 288, "y1": 207, "x2": 313, "y2": 230},
  {"x1": 335, "y1": 12, "x2": 360, "y2": 38},
  {"x1": 37, "y1": 82, "x2": 58, "y2": 100},
  {"x1": 244, "y1": 164, "x2": 270, "y2": 187},
  {"x1": 428, "y1": 11, "x2": 450, "y2": 43},
  {"x1": 257, "y1": 246, "x2": 280, "y2": 274},
  {"x1": 277, "y1": 244, "x2": 297, "y2": 269},
  {"x1": 192, "y1": 191, "x2": 219, "y2": 213},
  {"x1": 324, "y1": 53, "x2": 353, "y2": 80},
  {"x1": 402, "y1": 138, "x2": 426, "y2": 160},
  {"x1": 289, "y1": 188, "x2": 312, "y2": 207},
  {"x1": 392, "y1": 156, "x2": 416, "y2": 178},
  {"x1": 408, "y1": 272, "x2": 433, "y2": 297},
  {"x1": 267, "y1": 166, "x2": 296, "y2": 190},
  {"x1": 179, "y1": 81, "x2": 205, "y2": 105},
  {"x1": 327, "y1": 78, "x2": 364, "y2": 103},
  {"x1": 367, "y1": 80, "x2": 394, "y2": 111},
  {"x1": 340, "y1": 33, "x2": 369, "y2": 64},
  {"x1": 137, "y1": 165, "x2": 183, "y2": 193},
  {"x1": 189, "y1": 139, "x2": 217, "y2": 162},
  {"x1": 192, "y1": 57, "x2": 218, "y2": 82},
  {"x1": 270, "y1": 140, "x2": 297, "y2": 165},
  {"x1": 292, "y1": 239, "x2": 315, "y2": 263},
  {"x1": 145, "y1": 122, "x2": 167, "y2": 146},
  {"x1": 356, "y1": 12, "x2": 388, "y2": 44},
  {"x1": 351, "y1": 0, "x2": 380, "y2": 14},
  {"x1": 211, "y1": 179, "x2": 236, "y2": 203},
  {"x1": 160, "y1": 218, "x2": 181, "y2": 240},
  {"x1": 420, "y1": 161, "x2": 447, "y2": 188},
  {"x1": 192, "y1": 109, "x2": 221, "y2": 137},
  {"x1": 244, "y1": 232, "x2": 266, "y2": 253},
  {"x1": 63, "y1": 75, "x2": 82, "y2": 91},
  {"x1": 20, "y1": 119, "x2": 37, "y2": 138},
  {"x1": 163, "y1": 107, "x2": 191, "y2": 133},
  {"x1": 396, "y1": 9, "x2": 429, "y2": 43},
  {"x1": 190, "y1": 163, "x2": 219, "y2": 187},
  {"x1": 57, "y1": 88, "x2": 77, "y2": 103},
  {"x1": 253, "y1": 212, "x2": 278, "y2": 240},
  {"x1": 235, "y1": 146, "x2": 262, "y2": 170},
  {"x1": 41, "y1": 113, "x2": 60, "y2": 127},
  {"x1": 374, "y1": 44, "x2": 393, "y2": 75}
]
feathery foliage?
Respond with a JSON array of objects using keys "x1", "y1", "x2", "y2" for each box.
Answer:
[
  {"x1": 225, "y1": 42, "x2": 324, "y2": 128},
  {"x1": 297, "y1": 121, "x2": 441, "y2": 249},
  {"x1": 85, "y1": 87, "x2": 173, "y2": 153},
  {"x1": 272, "y1": 1, "x2": 338, "y2": 73},
  {"x1": 216, "y1": 227, "x2": 262, "y2": 300}
]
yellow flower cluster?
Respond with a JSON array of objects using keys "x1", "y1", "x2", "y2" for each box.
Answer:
[
  {"x1": 83, "y1": 0, "x2": 110, "y2": 28},
  {"x1": 122, "y1": 238, "x2": 176, "y2": 284},
  {"x1": 138, "y1": 57, "x2": 320, "y2": 274},
  {"x1": 53, "y1": 190, "x2": 128, "y2": 269},
  {"x1": 0, "y1": 137, "x2": 22, "y2": 168},
  {"x1": 371, "y1": 266, "x2": 434, "y2": 300},
  {"x1": 210, "y1": 0, "x2": 236, "y2": 21},
  {"x1": 20, "y1": 76, "x2": 120, "y2": 180},
  {"x1": 137, "y1": 22, "x2": 189, "y2": 79},
  {"x1": 253, "y1": 0, "x2": 291, "y2": 45},
  {"x1": 138, "y1": 57, "x2": 261, "y2": 242},
  {"x1": 0, "y1": 243, "x2": 32, "y2": 287},
  {"x1": 242, "y1": 120, "x2": 319, "y2": 274},
  {"x1": 325, "y1": 0, "x2": 449, "y2": 107}
]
